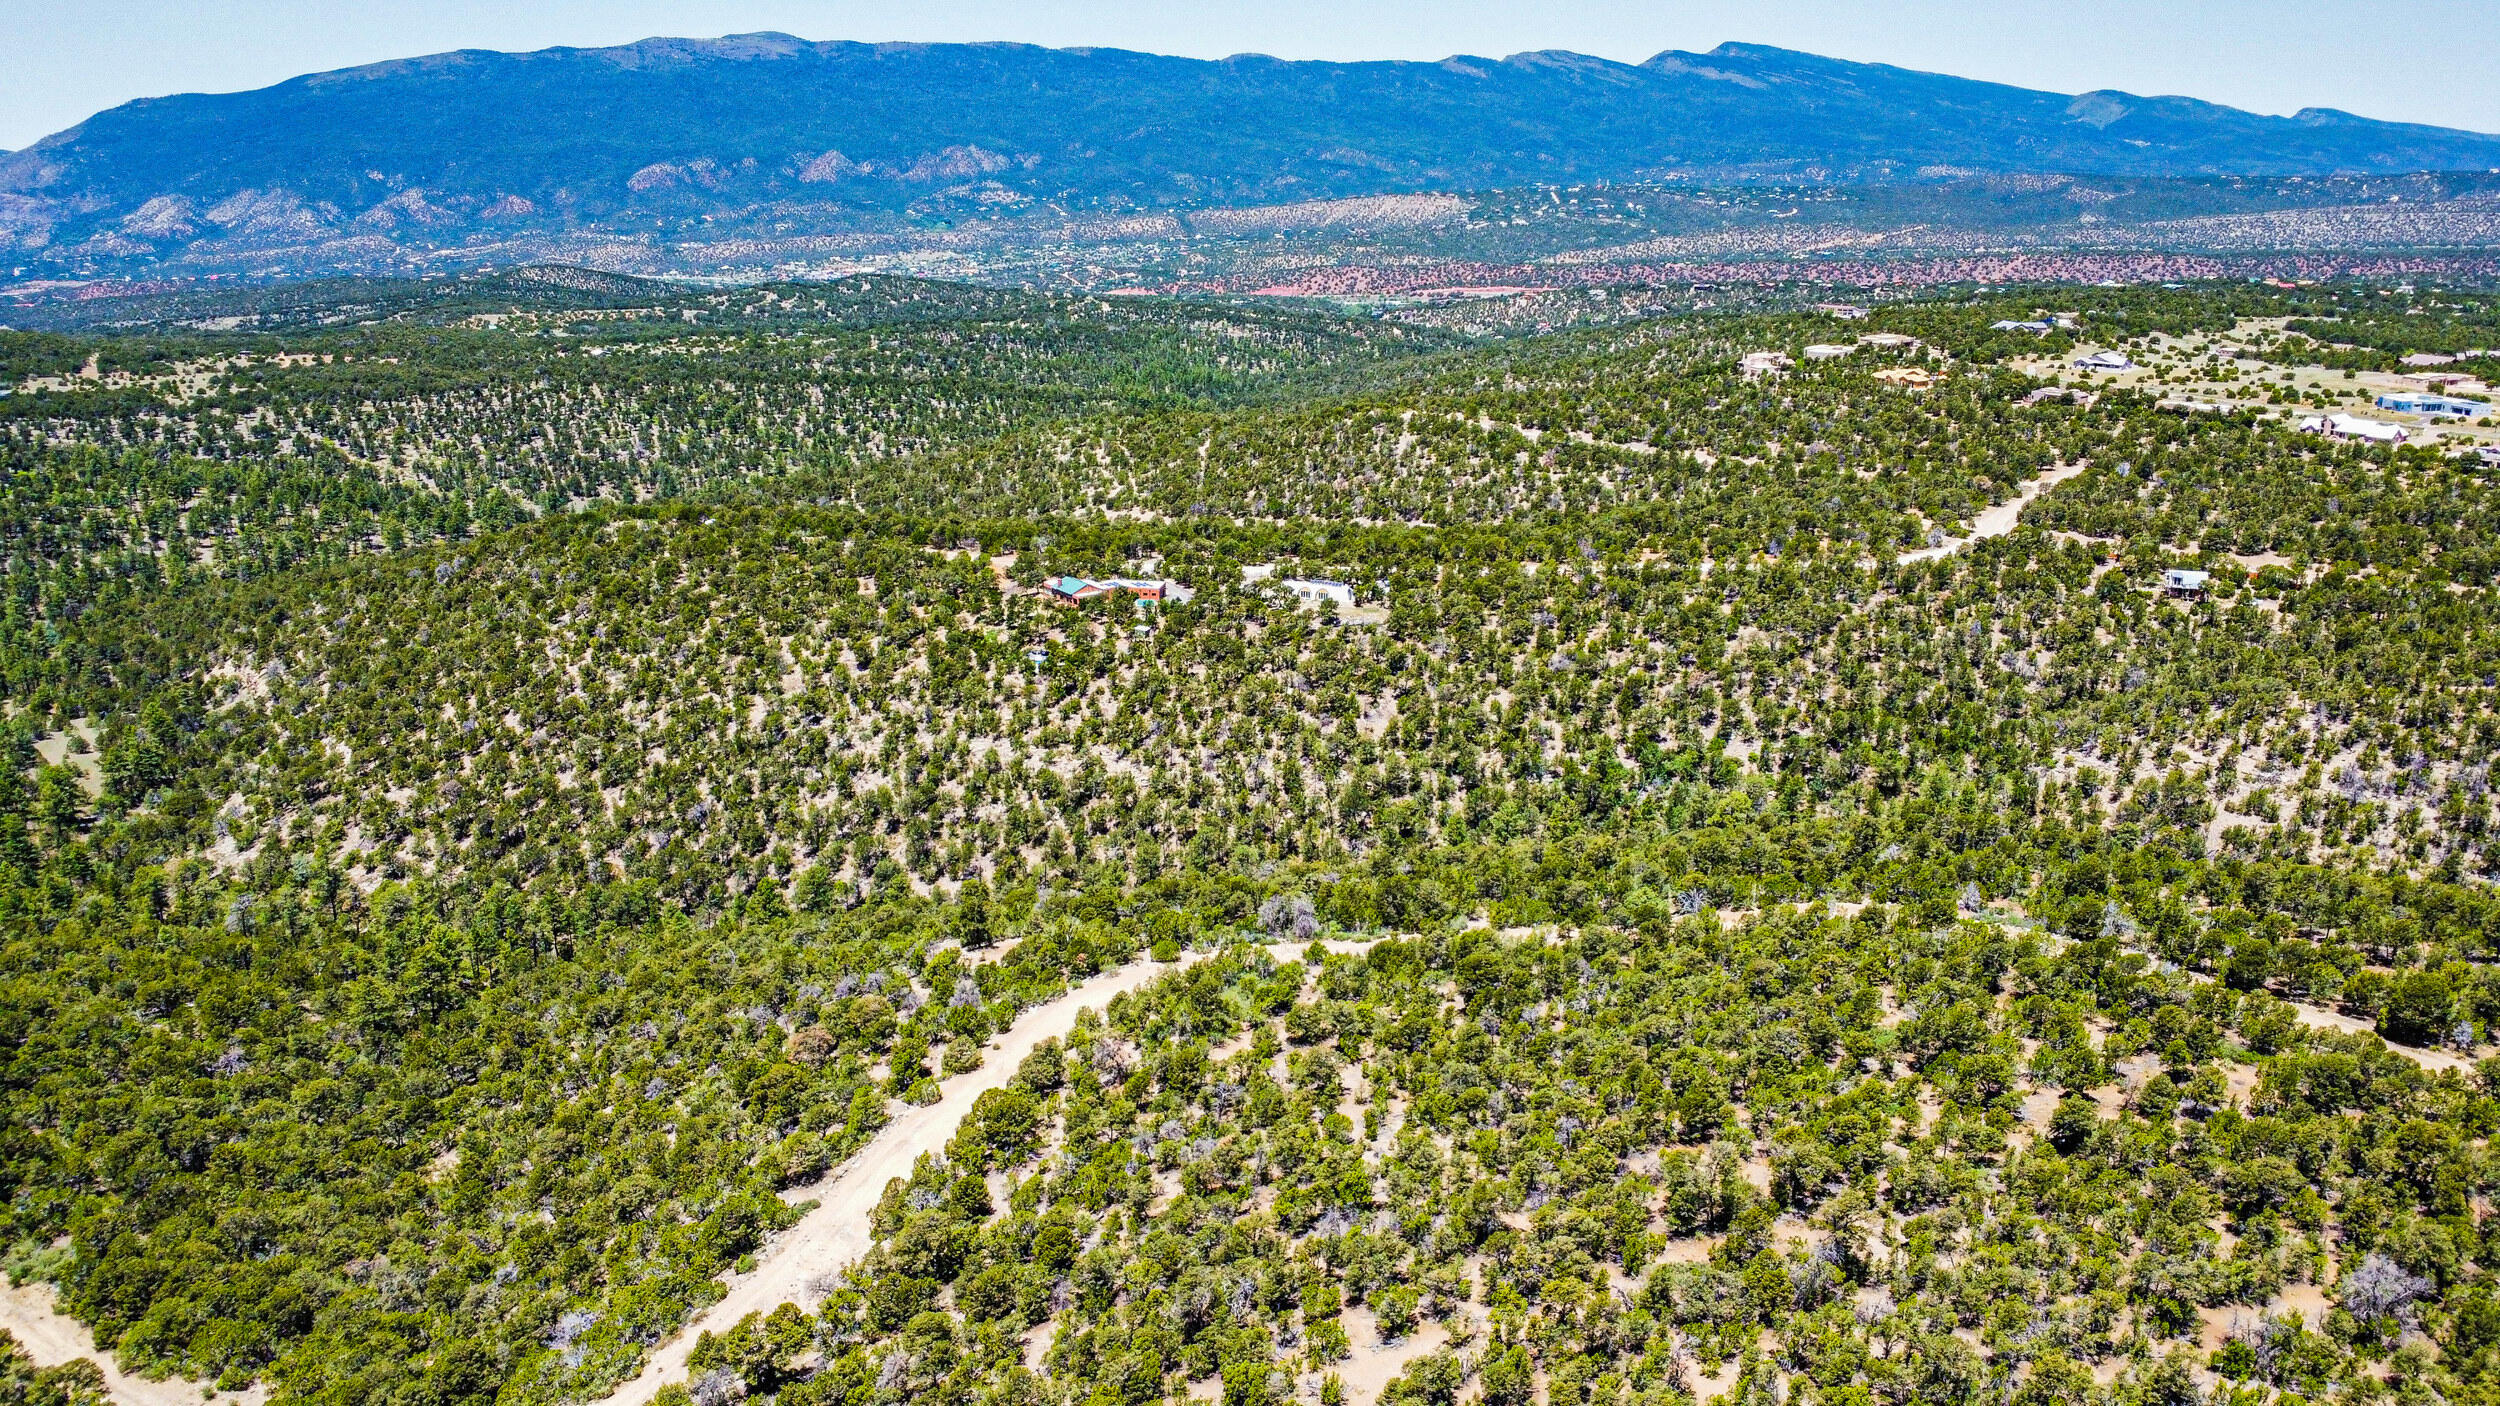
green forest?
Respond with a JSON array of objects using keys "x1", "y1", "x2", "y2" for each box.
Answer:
[{"x1": 6, "y1": 272, "x2": 2500, "y2": 1406}]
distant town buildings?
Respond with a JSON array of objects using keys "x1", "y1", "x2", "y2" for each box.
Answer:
[{"x1": 1813, "y1": 303, "x2": 1871, "y2": 319}]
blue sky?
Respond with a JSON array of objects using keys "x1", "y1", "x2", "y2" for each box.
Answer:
[{"x1": 6, "y1": 0, "x2": 2497, "y2": 151}]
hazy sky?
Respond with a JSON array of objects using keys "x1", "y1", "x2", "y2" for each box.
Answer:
[{"x1": 7, "y1": 0, "x2": 2497, "y2": 151}]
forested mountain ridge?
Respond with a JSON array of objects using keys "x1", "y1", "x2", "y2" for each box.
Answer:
[
  {"x1": 10, "y1": 276, "x2": 2500, "y2": 1406},
  {"x1": 7, "y1": 35, "x2": 2500, "y2": 280}
]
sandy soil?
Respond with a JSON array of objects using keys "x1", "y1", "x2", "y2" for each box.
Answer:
[
  {"x1": 1688, "y1": 1333, "x2": 1772, "y2": 1403},
  {"x1": 1652, "y1": 1237, "x2": 1719, "y2": 1265},
  {"x1": 30, "y1": 720, "x2": 103, "y2": 798},
  {"x1": 1333, "y1": 1307, "x2": 1453, "y2": 1403},
  {"x1": 1897, "y1": 463, "x2": 2087, "y2": 563},
  {"x1": 0, "y1": 1282, "x2": 264, "y2": 1406},
  {"x1": 1021, "y1": 1317, "x2": 1059, "y2": 1374},
  {"x1": 2281, "y1": 1002, "x2": 2477, "y2": 1073},
  {"x1": 2273, "y1": 1281, "x2": 2334, "y2": 1328},
  {"x1": 2198, "y1": 1282, "x2": 2332, "y2": 1352},
  {"x1": 2197, "y1": 1304, "x2": 2249, "y2": 1353}
]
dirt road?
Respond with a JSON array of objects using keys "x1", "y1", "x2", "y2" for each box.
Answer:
[
  {"x1": 0, "y1": 1282, "x2": 262, "y2": 1406},
  {"x1": 8, "y1": 941, "x2": 1350, "y2": 1406},
  {"x1": 600, "y1": 952, "x2": 1202, "y2": 1405},
  {"x1": 2277, "y1": 999, "x2": 2479, "y2": 1074},
  {"x1": 1898, "y1": 463, "x2": 2088, "y2": 563}
]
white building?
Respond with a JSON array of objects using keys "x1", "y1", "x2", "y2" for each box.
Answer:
[
  {"x1": 2162, "y1": 569, "x2": 2211, "y2": 597},
  {"x1": 2072, "y1": 350, "x2": 2135, "y2": 372},
  {"x1": 1739, "y1": 351, "x2": 1793, "y2": 377},
  {"x1": 2023, "y1": 386, "x2": 2097, "y2": 407},
  {"x1": 1803, "y1": 343, "x2": 1855, "y2": 360},
  {"x1": 2377, "y1": 391, "x2": 2492, "y2": 419},
  {"x1": 2301, "y1": 413, "x2": 2407, "y2": 444},
  {"x1": 1281, "y1": 578, "x2": 1358, "y2": 612}
]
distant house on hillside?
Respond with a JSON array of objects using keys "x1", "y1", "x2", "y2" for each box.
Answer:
[
  {"x1": 1873, "y1": 367, "x2": 1937, "y2": 389},
  {"x1": 1043, "y1": 575, "x2": 1108, "y2": 604},
  {"x1": 1813, "y1": 303, "x2": 1870, "y2": 319},
  {"x1": 1803, "y1": 343, "x2": 1855, "y2": 360},
  {"x1": 1044, "y1": 575, "x2": 1191, "y2": 605},
  {"x1": 2162, "y1": 568, "x2": 2210, "y2": 597},
  {"x1": 2377, "y1": 391, "x2": 2492, "y2": 419},
  {"x1": 1282, "y1": 578, "x2": 1358, "y2": 613},
  {"x1": 2024, "y1": 386, "x2": 2097, "y2": 407},
  {"x1": 2403, "y1": 352, "x2": 2461, "y2": 367},
  {"x1": 1992, "y1": 319, "x2": 2056, "y2": 334},
  {"x1": 2072, "y1": 350, "x2": 2135, "y2": 372},
  {"x1": 1739, "y1": 351, "x2": 1793, "y2": 377},
  {"x1": 1858, "y1": 333, "x2": 1921, "y2": 350},
  {"x1": 2301, "y1": 413, "x2": 2407, "y2": 444},
  {"x1": 2477, "y1": 445, "x2": 2500, "y2": 468}
]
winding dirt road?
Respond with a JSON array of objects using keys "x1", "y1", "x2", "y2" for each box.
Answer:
[
  {"x1": 3, "y1": 943, "x2": 1317, "y2": 1406},
  {"x1": 1898, "y1": 462, "x2": 2088, "y2": 563},
  {"x1": 0, "y1": 955, "x2": 1199, "y2": 1406},
  {"x1": 601, "y1": 952, "x2": 1202, "y2": 1405},
  {"x1": 4, "y1": 926, "x2": 2462, "y2": 1406},
  {"x1": 0, "y1": 1282, "x2": 262, "y2": 1406}
]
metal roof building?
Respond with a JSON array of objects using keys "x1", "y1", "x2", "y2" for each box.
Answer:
[{"x1": 2377, "y1": 391, "x2": 2492, "y2": 419}]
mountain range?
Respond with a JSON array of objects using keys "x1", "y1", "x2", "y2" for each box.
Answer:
[{"x1": 5, "y1": 34, "x2": 2500, "y2": 280}]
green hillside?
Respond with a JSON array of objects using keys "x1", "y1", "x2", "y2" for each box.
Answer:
[{"x1": 7, "y1": 274, "x2": 2500, "y2": 1406}]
